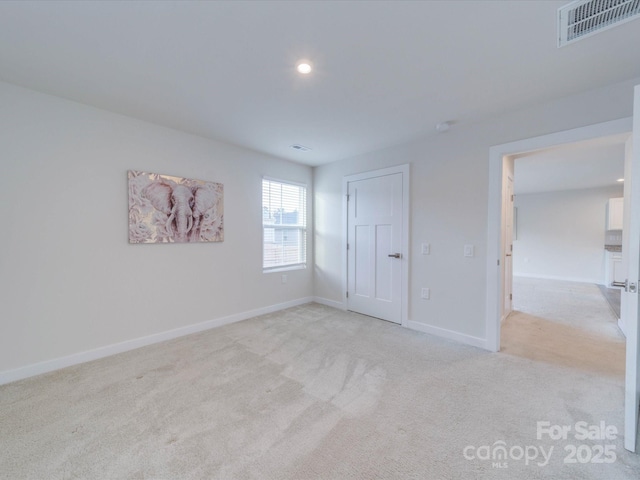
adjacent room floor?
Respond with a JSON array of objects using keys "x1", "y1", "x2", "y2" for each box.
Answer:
[{"x1": 501, "y1": 276, "x2": 626, "y2": 377}]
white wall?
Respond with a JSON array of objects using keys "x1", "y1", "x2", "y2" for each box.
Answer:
[
  {"x1": 3, "y1": 75, "x2": 639, "y2": 378},
  {"x1": 314, "y1": 77, "x2": 640, "y2": 344},
  {"x1": 0, "y1": 81, "x2": 313, "y2": 378},
  {"x1": 512, "y1": 186, "x2": 623, "y2": 283}
]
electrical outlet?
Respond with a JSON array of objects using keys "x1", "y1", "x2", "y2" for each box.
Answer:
[
  {"x1": 421, "y1": 287, "x2": 430, "y2": 299},
  {"x1": 421, "y1": 243, "x2": 430, "y2": 255}
]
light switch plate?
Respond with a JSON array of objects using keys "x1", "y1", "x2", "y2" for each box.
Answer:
[
  {"x1": 421, "y1": 287, "x2": 430, "y2": 299},
  {"x1": 464, "y1": 245, "x2": 474, "y2": 257},
  {"x1": 421, "y1": 243, "x2": 430, "y2": 255}
]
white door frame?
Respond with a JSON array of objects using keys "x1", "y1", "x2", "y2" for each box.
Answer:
[
  {"x1": 486, "y1": 117, "x2": 632, "y2": 352},
  {"x1": 503, "y1": 173, "x2": 515, "y2": 319},
  {"x1": 342, "y1": 164, "x2": 410, "y2": 326}
]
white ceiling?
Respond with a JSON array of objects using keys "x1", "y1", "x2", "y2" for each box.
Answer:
[
  {"x1": 513, "y1": 133, "x2": 628, "y2": 194},
  {"x1": 1, "y1": 1, "x2": 639, "y2": 166}
]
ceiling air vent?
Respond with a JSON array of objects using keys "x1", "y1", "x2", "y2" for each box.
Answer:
[
  {"x1": 558, "y1": 0, "x2": 640, "y2": 47},
  {"x1": 290, "y1": 144, "x2": 311, "y2": 152}
]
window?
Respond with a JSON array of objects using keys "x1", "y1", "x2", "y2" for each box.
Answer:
[{"x1": 262, "y1": 178, "x2": 307, "y2": 271}]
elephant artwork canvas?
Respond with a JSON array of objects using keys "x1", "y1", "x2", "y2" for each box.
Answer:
[{"x1": 128, "y1": 170, "x2": 224, "y2": 243}]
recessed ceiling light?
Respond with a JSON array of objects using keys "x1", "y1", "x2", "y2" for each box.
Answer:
[
  {"x1": 296, "y1": 61, "x2": 312, "y2": 74},
  {"x1": 617, "y1": 178, "x2": 625, "y2": 182}
]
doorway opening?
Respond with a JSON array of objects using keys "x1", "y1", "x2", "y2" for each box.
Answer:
[
  {"x1": 501, "y1": 136, "x2": 628, "y2": 376},
  {"x1": 486, "y1": 118, "x2": 632, "y2": 351}
]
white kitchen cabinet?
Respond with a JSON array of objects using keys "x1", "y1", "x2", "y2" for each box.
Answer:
[
  {"x1": 606, "y1": 250, "x2": 625, "y2": 288},
  {"x1": 607, "y1": 197, "x2": 624, "y2": 230}
]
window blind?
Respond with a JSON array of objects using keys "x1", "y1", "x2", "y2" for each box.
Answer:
[{"x1": 262, "y1": 178, "x2": 307, "y2": 270}]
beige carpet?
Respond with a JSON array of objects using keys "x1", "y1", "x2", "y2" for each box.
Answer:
[
  {"x1": 1, "y1": 303, "x2": 639, "y2": 479},
  {"x1": 502, "y1": 277, "x2": 626, "y2": 377}
]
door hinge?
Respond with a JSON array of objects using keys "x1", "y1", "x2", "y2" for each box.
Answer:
[
  {"x1": 346, "y1": 194, "x2": 350, "y2": 201},
  {"x1": 346, "y1": 291, "x2": 349, "y2": 298},
  {"x1": 509, "y1": 293, "x2": 512, "y2": 300},
  {"x1": 510, "y1": 244, "x2": 513, "y2": 252},
  {"x1": 497, "y1": 259, "x2": 500, "y2": 266},
  {"x1": 347, "y1": 243, "x2": 350, "y2": 250},
  {"x1": 511, "y1": 194, "x2": 514, "y2": 201}
]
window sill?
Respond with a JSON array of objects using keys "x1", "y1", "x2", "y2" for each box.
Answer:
[{"x1": 263, "y1": 264, "x2": 306, "y2": 274}]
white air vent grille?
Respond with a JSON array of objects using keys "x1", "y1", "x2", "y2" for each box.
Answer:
[
  {"x1": 558, "y1": 0, "x2": 640, "y2": 47},
  {"x1": 290, "y1": 144, "x2": 311, "y2": 152}
]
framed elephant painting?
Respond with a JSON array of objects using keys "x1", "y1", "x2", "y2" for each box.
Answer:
[{"x1": 128, "y1": 170, "x2": 224, "y2": 243}]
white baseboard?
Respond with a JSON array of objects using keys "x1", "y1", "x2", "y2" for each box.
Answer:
[
  {"x1": 311, "y1": 299, "x2": 487, "y2": 350},
  {"x1": 313, "y1": 296, "x2": 345, "y2": 310},
  {"x1": 0, "y1": 296, "x2": 315, "y2": 386},
  {"x1": 513, "y1": 273, "x2": 602, "y2": 284},
  {"x1": 405, "y1": 320, "x2": 487, "y2": 350}
]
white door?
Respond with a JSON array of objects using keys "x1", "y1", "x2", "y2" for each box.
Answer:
[
  {"x1": 347, "y1": 172, "x2": 403, "y2": 323},
  {"x1": 504, "y1": 176, "x2": 514, "y2": 317},
  {"x1": 623, "y1": 84, "x2": 640, "y2": 452}
]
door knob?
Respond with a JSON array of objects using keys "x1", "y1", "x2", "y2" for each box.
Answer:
[{"x1": 388, "y1": 253, "x2": 402, "y2": 258}]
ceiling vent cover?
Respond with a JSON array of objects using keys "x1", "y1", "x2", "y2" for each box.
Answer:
[
  {"x1": 558, "y1": 0, "x2": 640, "y2": 47},
  {"x1": 290, "y1": 144, "x2": 311, "y2": 152}
]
